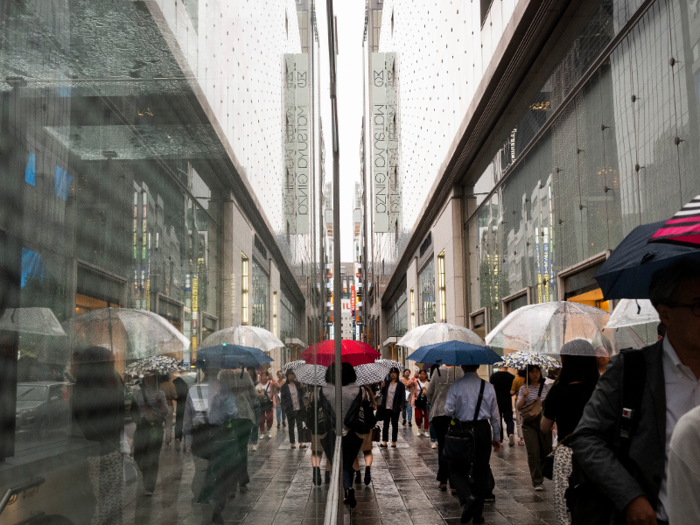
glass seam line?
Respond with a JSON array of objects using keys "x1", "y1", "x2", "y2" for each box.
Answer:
[{"x1": 464, "y1": 0, "x2": 659, "y2": 228}]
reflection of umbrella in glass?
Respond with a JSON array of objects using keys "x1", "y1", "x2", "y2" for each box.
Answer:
[
  {"x1": 0, "y1": 307, "x2": 65, "y2": 336},
  {"x1": 200, "y1": 325, "x2": 284, "y2": 352},
  {"x1": 65, "y1": 307, "x2": 189, "y2": 358},
  {"x1": 282, "y1": 360, "x2": 307, "y2": 373},
  {"x1": 648, "y1": 196, "x2": 700, "y2": 247},
  {"x1": 375, "y1": 359, "x2": 404, "y2": 373},
  {"x1": 354, "y1": 362, "x2": 393, "y2": 385},
  {"x1": 398, "y1": 323, "x2": 484, "y2": 350},
  {"x1": 125, "y1": 356, "x2": 187, "y2": 376},
  {"x1": 605, "y1": 299, "x2": 659, "y2": 329},
  {"x1": 485, "y1": 302, "x2": 643, "y2": 357},
  {"x1": 300, "y1": 340, "x2": 377, "y2": 367},
  {"x1": 196, "y1": 343, "x2": 273, "y2": 369},
  {"x1": 289, "y1": 363, "x2": 327, "y2": 386},
  {"x1": 408, "y1": 340, "x2": 500, "y2": 366}
]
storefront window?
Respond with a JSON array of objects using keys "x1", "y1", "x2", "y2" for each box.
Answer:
[
  {"x1": 419, "y1": 258, "x2": 436, "y2": 325},
  {"x1": 252, "y1": 260, "x2": 269, "y2": 330}
]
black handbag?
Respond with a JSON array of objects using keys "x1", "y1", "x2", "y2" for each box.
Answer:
[
  {"x1": 444, "y1": 380, "x2": 485, "y2": 464},
  {"x1": 344, "y1": 388, "x2": 374, "y2": 434},
  {"x1": 260, "y1": 383, "x2": 274, "y2": 412},
  {"x1": 414, "y1": 381, "x2": 428, "y2": 409},
  {"x1": 542, "y1": 434, "x2": 571, "y2": 480}
]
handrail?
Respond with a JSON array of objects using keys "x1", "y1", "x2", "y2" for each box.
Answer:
[
  {"x1": 0, "y1": 477, "x2": 45, "y2": 515},
  {"x1": 323, "y1": 436, "x2": 343, "y2": 525}
]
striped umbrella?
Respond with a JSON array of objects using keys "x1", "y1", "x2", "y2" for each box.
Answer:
[{"x1": 649, "y1": 195, "x2": 700, "y2": 247}]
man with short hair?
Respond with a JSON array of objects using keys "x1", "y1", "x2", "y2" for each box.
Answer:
[
  {"x1": 489, "y1": 365, "x2": 515, "y2": 447},
  {"x1": 572, "y1": 260, "x2": 700, "y2": 525},
  {"x1": 445, "y1": 365, "x2": 502, "y2": 524}
]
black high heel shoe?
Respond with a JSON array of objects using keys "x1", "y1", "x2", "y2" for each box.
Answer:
[
  {"x1": 354, "y1": 470, "x2": 361, "y2": 484},
  {"x1": 344, "y1": 488, "x2": 357, "y2": 508},
  {"x1": 364, "y1": 467, "x2": 372, "y2": 486}
]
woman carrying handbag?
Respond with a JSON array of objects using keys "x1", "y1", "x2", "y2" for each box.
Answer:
[
  {"x1": 352, "y1": 384, "x2": 378, "y2": 485},
  {"x1": 379, "y1": 367, "x2": 406, "y2": 448}
]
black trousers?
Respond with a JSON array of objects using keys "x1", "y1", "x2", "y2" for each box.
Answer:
[
  {"x1": 432, "y1": 415, "x2": 451, "y2": 484},
  {"x1": 497, "y1": 402, "x2": 514, "y2": 440},
  {"x1": 341, "y1": 432, "x2": 363, "y2": 489},
  {"x1": 382, "y1": 411, "x2": 400, "y2": 443},
  {"x1": 232, "y1": 418, "x2": 253, "y2": 487},
  {"x1": 287, "y1": 411, "x2": 305, "y2": 444},
  {"x1": 448, "y1": 420, "x2": 492, "y2": 516},
  {"x1": 134, "y1": 423, "x2": 164, "y2": 492}
]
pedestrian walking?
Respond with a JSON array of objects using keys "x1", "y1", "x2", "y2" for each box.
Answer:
[
  {"x1": 275, "y1": 370, "x2": 287, "y2": 429},
  {"x1": 160, "y1": 374, "x2": 177, "y2": 450},
  {"x1": 539, "y1": 340, "x2": 599, "y2": 525},
  {"x1": 133, "y1": 373, "x2": 168, "y2": 496},
  {"x1": 668, "y1": 405, "x2": 700, "y2": 525},
  {"x1": 510, "y1": 369, "x2": 526, "y2": 445},
  {"x1": 445, "y1": 365, "x2": 502, "y2": 524},
  {"x1": 427, "y1": 364, "x2": 464, "y2": 492},
  {"x1": 183, "y1": 366, "x2": 219, "y2": 502},
  {"x1": 256, "y1": 370, "x2": 275, "y2": 438},
  {"x1": 306, "y1": 380, "x2": 335, "y2": 486},
  {"x1": 571, "y1": 260, "x2": 700, "y2": 525},
  {"x1": 198, "y1": 370, "x2": 238, "y2": 525},
  {"x1": 247, "y1": 367, "x2": 261, "y2": 450},
  {"x1": 490, "y1": 365, "x2": 515, "y2": 446},
  {"x1": 173, "y1": 373, "x2": 190, "y2": 452},
  {"x1": 401, "y1": 369, "x2": 415, "y2": 427},
  {"x1": 515, "y1": 365, "x2": 552, "y2": 490},
  {"x1": 319, "y1": 366, "x2": 338, "y2": 485},
  {"x1": 379, "y1": 367, "x2": 406, "y2": 447},
  {"x1": 72, "y1": 346, "x2": 125, "y2": 525},
  {"x1": 339, "y1": 363, "x2": 366, "y2": 508},
  {"x1": 413, "y1": 369, "x2": 430, "y2": 436},
  {"x1": 353, "y1": 384, "x2": 377, "y2": 486},
  {"x1": 280, "y1": 370, "x2": 307, "y2": 448}
]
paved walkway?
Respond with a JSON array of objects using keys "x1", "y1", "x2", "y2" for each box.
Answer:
[{"x1": 121, "y1": 422, "x2": 556, "y2": 525}]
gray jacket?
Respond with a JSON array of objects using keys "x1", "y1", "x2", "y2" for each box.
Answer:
[
  {"x1": 570, "y1": 340, "x2": 666, "y2": 518},
  {"x1": 426, "y1": 366, "x2": 464, "y2": 420}
]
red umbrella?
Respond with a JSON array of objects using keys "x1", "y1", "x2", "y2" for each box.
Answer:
[
  {"x1": 300, "y1": 340, "x2": 378, "y2": 367},
  {"x1": 649, "y1": 195, "x2": 700, "y2": 247}
]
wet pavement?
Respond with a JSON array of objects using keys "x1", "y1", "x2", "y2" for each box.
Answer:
[{"x1": 122, "y1": 421, "x2": 556, "y2": 525}]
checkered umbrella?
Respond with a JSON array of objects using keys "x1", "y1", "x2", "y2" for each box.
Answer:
[
  {"x1": 125, "y1": 355, "x2": 188, "y2": 376},
  {"x1": 282, "y1": 360, "x2": 306, "y2": 373}
]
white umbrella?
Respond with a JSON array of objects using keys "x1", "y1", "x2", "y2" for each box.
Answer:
[
  {"x1": 486, "y1": 302, "x2": 644, "y2": 357},
  {"x1": 605, "y1": 299, "x2": 660, "y2": 329},
  {"x1": 200, "y1": 325, "x2": 284, "y2": 352},
  {"x1": 65, "y1": 307, "x2": 189, "y2": 359},
  {"x1": 397, "y1": 322, "x2": 485, "y2": 350},
  {"x1": 0, "y1": 307, "x2": 65, "y2": 336}
]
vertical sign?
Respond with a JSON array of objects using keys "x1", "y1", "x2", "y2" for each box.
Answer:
[
  {"x1": 284, "y1": 56, "x2": 297, "y2": 231},
  {"x1": 385, "y1": 53, "x2": 400, "y2": 232},
  {"x1": 351, "y1": 285, "x2": 356, "y2": 312},
  {"x1": 294, "y1": 54, "x2": 310, "y2": 234},
  {"x1": 372, "y1": 52, "x2": 389, "y2": 232}
]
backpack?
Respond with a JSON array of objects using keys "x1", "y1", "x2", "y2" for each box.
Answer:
[
  {"x1": 344, "y1": 387, "x2": 376, "y2": 434},
  {"x1": 566, "y1": 349, "x2": 646, "y2": 524}
]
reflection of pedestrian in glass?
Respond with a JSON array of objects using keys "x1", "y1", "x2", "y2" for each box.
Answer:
[
  {"x1": 172, "y1": 373, "x2": 190, "y2": 452},
  {"x1": 274, "y1": 370, "x2": 287, "y2": 429},
  {"x1": 133, "y1": 373, "x2": 168, "y2": 496},
  {"x1": 72, "y1": 346, "x2": 125, "y2": 525},
  {"x1": 247, "y1": 367, "x2": 261, "y2": 450},
  {"x1": 281, "y1": 370, "x2": 307, "y2": 449},
  {"x1": 198, "y1": 370, "x2": 238, "y2": 525},
  {"x1": 256, "y1": 371, "x2": 275, "y2": 438},
  {"x1": 228, "y1": 365, "x2": 258, "y2": 493},
  {"x1": 160, "y1": 374, "x2": 177, "y2": 450}
]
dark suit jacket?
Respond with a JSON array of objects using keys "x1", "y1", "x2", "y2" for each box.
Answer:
[
  {"x1": 570, "y1": 340, "x2": 666, "y2": 518},
  {"x1": 280, "y1": 381, "x2": 304, "y2": 416},
  {"x1": 380, "y1": 381, "x2": 406, "y2": 413}
]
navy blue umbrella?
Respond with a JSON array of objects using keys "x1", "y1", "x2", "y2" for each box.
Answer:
[
  {"x1": 407, "y1": 340, "x2": 501, "y2": 366},
  {"x1": 196, "y1": 343, "x2": 273, "y2": 369},
  {"x1": 594, "y1": 220, "x2": 700, "y2": 300}
]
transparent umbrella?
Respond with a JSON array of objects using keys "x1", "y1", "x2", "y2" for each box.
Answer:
[
  {"x1": 64, "y1": 307, "x2": 189, "y2": 359},
  {"x1": 485, "y1": 302, "x2": 643, "y2": 356},
  {"x1": 200, "y1": 325, "x2": 284, "y2": 352},
  {"x1": 605, "y1": 299, "x2": 660, "y2": 329},
  {"x1": 397, "y1": 322, "x2": 485, "y2": 350},
  {"x1": 0, "y1": 307, "x2": 65, "y2": 336}
]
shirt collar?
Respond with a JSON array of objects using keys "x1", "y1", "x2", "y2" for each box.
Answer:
[{"x1": 663, "y1": 336, "x2": 693, "y2": 379}]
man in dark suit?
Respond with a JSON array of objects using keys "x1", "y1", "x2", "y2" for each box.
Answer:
[{"x1": 571, "y1": 260, "x2": 700, "y2": 525}]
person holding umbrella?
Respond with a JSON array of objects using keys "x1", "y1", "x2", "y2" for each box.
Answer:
[
  {"x1": 515, "y1": 365, "x2": 552, "y2": 491},
  {"x1": 133, "y1": 372, "x2": 168, "y2": 496},
  {"x1": 379, "y1": 367, "x2": 406, "y2": 447},
  {"x1": 280, "y1": 370, "x2": 307, "y2": 449}
]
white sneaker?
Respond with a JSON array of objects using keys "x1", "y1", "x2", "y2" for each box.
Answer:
[
  {"x1": 251, "y1": 444, "x2": 257, "y2": 451},
  {"x1": 266, "y1": 432, "x2": 272, "y2": 439},
  {"x1": 534, "y1": 484, "x2": 544, "y2": 492},
  {"x1": 431, "y1": 442, "x2": 437, "y2": 449}
]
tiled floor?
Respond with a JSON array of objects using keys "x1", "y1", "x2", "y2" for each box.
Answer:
[{"x1": 122, "y1": 422, "x2": 556, "y2": 525}]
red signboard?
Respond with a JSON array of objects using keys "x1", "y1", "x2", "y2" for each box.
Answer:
[{"x1": 351, "y1": 285, "x2": 355, "y2": 312}]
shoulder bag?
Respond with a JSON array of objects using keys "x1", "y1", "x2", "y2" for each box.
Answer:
[
  {"x1": 519, "y1": 382, "x2": 545, "y2": 423},
  {"x1": 444, "y1": 380, "x2": 485, "y2": 464},
  {"x1": 542, "y1": 433, "x2": 572, "y2": 480},
  {"x1": 344, "y1": 387, "x2": 375, "y2": 434},
  {"x1": 414, "y1": 381, "x2": 428, "y2": 409},
  {"x1": 260, "y1": 383, "x2": 274, "y2": 412}
]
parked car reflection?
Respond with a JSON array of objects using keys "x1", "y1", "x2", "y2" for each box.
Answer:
[{"x1": 15, "y1": 382, "x2": 72, "y2": 439}]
